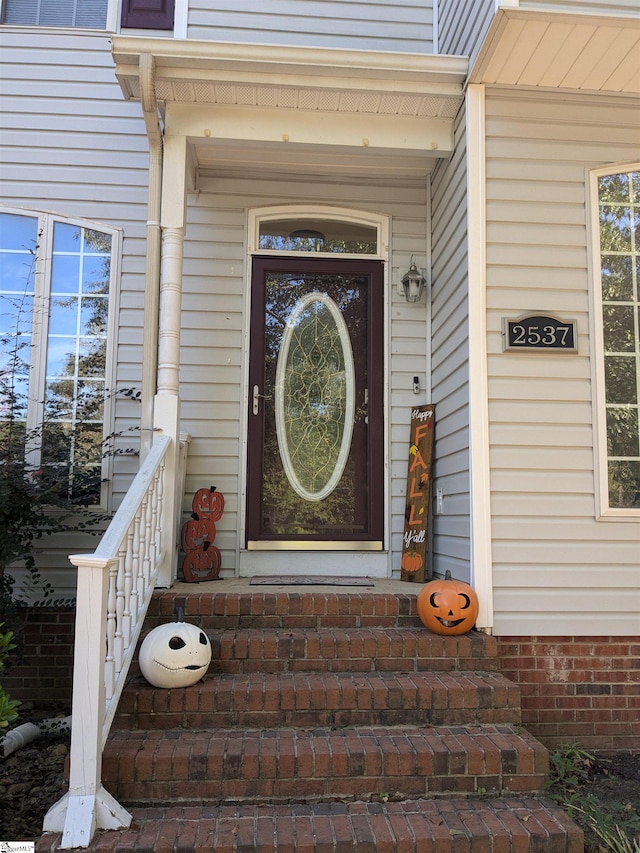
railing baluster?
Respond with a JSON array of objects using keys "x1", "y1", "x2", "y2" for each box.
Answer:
[{"x1": 105, "y1": 559, "x2": 118, "y2": 701}]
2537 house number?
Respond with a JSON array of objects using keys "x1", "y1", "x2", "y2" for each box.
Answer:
[{"x1": 502, "y1": 314, "x2": 577, "y2": 353}]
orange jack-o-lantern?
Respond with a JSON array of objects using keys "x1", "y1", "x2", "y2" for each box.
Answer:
[
  {"x1": 417, "y1": 570, "x2": 479, "y2": 635},
  {"x1": 192, "y1": 487, "x2": 225, "y2": 521},
  {"x1": 180, "y1": 514, "x2": 216, "y2": 553}
]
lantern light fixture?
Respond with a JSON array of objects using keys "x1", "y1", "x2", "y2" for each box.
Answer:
[{"x1": 402, "y1": 257, "x2": 427, "y2": 303}]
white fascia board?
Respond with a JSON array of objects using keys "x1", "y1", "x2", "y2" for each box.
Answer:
[
  {"x1": 112, "y1": 37, "x2": 467, "y2": 109},
  {"x1": 111, "y1": 36, "x2": 468, "y2": 87}
]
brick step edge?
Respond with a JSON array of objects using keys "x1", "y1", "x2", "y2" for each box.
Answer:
[
  {"x1": 37, "y1": 797, "x2": 584, "y2": 853},
  {"x1": 147, "y1": 589, "x2": 426, "y2": 631},
  {"x1": 116, "y1": 670, "x2": 521, "y2": 730},
  {"x1": 206, "y1": 627, "x2": 499, "y2": 672},
  {"x1": 103, "y1": 724, "x2": 549, "y2": 802}
]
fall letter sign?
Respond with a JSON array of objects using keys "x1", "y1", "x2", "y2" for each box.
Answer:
[{"x1": 401, "y1": 404, "x2": 435, "y2": 583}]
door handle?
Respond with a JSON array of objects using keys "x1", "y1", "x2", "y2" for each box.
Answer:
[{"x1": 252, "y1": 385, "x2": 271, "y2": 415}]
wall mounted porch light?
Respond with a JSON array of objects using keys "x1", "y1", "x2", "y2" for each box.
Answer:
[{"x1": 402, "y1": 257, "x2": 427, "y2": 303}]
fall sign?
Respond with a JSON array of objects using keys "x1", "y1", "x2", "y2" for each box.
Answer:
[{"x1": 401, "y1": 404, "x2": 435, "y2": 583}]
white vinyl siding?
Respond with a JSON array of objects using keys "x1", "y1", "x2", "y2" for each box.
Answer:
[
  {"x1": 181, "y1": 175, "x2": 429, "y2": 576},
  {"x1": 438, "y1": 0, "x2": 495, "y2": 62},
  {"x1": 187, "y1": 0, "x2": 434, "y2": 53},
  {"x1": 484, "y1": 88, "x2": 640, "y2": 635},
  {"x1": 430, "y1": 104, "x2": 471, "y2": 583},
  {"x1": 0, "y1": 28, "x2": 150, "y2": 595}
]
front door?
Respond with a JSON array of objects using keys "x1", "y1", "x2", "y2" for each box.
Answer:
[{"x1": 247, "y1": 256, "x2": 384, "y2": 549}]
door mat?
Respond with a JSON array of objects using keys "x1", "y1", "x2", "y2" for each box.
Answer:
[{"x1": 250, "y1": 575, "x2": 374, "y2": 587}]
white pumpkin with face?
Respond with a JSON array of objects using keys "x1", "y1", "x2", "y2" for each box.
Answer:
[{"x1": 138, "y1": 621, "x2": 212, "y2": 688}]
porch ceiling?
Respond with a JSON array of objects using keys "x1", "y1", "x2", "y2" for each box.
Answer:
[
  {"x1": 470, "y1": 7, "x2": 640, "y2": 95},
  {"x1": 112, "y1": 37, "x2": 467, "y2": 182}
]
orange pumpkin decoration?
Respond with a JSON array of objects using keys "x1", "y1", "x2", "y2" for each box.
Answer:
[
  {"x1": 180, "y1": 514, "x2": 216, "y2": 553},
  {"x1": 192, "y1": 487, "x2": 225, "y2": 521},
  {"x1": 182, "y1": 543, "x2": 222, "y2": 582},
  {"x1": 417, "y1": 570, "x2": 479, "y2": 635},
  {"x1": 401, "y1": 550, "x2": 423, "y2": 574}
]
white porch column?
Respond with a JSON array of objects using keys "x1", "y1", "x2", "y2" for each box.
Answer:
[
  {"x1": 154, "y1": 133, "x2": 188, "y2": 587},
  {"x1": 466, "y1": 83, "x2": 494, "y2": 631}
]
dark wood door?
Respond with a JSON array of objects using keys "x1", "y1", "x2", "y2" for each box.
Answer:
[{"x1": 246, "y1": 256, "x2": 384, "y2": 548}]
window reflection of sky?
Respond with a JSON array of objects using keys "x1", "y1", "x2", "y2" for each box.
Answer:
[
  {"x1": 45, "y1": 337, "x2": 106, "y2": 377},
  {"x1": 0, "y1": 212, "x2": 38, "y2": 250},
  {"x1": 0, "y1": 252, "x2": 36, "y2": 292}
]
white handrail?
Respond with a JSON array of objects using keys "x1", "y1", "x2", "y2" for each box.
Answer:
[{"x1": 43, "y1": 434, "x2": 172, "y2": 849}]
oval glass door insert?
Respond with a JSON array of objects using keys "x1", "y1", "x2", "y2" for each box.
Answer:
[{"x1": 275, "y1": 291, "x2": 355, "y2": 501}]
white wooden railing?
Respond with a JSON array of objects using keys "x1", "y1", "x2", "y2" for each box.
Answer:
[{"x1": 43, "y1": 434, "x2": 173, "y2": 849}]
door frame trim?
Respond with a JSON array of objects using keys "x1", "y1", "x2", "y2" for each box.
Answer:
[{"x1": 238, "y1": 205, "x2": 391, "y2": 574}]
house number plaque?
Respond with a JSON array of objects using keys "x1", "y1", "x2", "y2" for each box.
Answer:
[{"x1": 502, "y1": 314, "x2": 577, "y2": 353}]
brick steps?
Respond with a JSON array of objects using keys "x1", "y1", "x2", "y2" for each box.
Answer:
[
  {"x1": 103, "y1": 724, "x2": 548, "y2": 803},
  {"x1": 146, "y1": 588, "x2": 425, "y2": 631},
  {"x1": 38, "y1": 583, "x2": 583, "y2": 852},
  {"x1": 38, "y1": 798, "x2": 583, "y2": 853},
  {"x1": 203, "y1": 626, "x2": 501, "y2": 673},
  {"x1": 116, "y1": 670, "x2": 521, "y2": 730}
]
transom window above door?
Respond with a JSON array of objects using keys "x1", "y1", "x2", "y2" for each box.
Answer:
[{"x1": 252, "y1": 208, "x2": 386, "y2": 258}]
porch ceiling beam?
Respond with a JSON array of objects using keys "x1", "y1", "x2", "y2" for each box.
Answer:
[{"x1": 167, "y1": 103, "x2": 454, "y2": 158}]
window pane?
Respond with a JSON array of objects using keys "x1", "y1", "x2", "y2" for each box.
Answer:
[
  {"x1": 608, "y1": 461, "x2": 640, "y2": 509},
  {"x1": 606, "y1": 408, "x2": 639, "y2": 457},
  {"x1": 49, "y1": 296, "x2": 79, "y2": 336},
  {"x1": 259, "y1": 219, "x2": 378, "y2": 254},
  {"x1": 0, "y1": 213, "x2": 37, "y2": 440},
  {"x1": 76, "y1": 380, "x2": 104, "y2": 421},
  {"x1": 605, "y1": 356, "x2": 637, "y2": 404},
  {"x1": 0, "y1": 212, "x2": 112, "y2": 505},
  {"x1": 42, "y1": 422, "x2": 72, "y2": 465},
  {"x1": 599, "y1": 205, "x2": 631, "y2": 252},
  {"x1": 3, "y1": 0, "x2": 107, "y2": 29},
  {"x1": 603, "y1": 305, "x2": 635, "y2": 352},
  {"x1": 598, "y1": 170, "x2": 640, "y2": 510},
  {"x1": 51, "y1": 255, "x2": 81, "y2": 294},
  {"x1": 46, "y1": 221, "x2": 110, "y2": 503},
  {"x1": 601, "y1": 255, "x2": 633, "y2": 301},
  {"x1": 2, "y1": 0, "x2": 37, "y2": 24},
  {"x1": 78, "y1": 339, "x2": 106, "y2": 375},
  {"x1": 83, "y1": 256, "x2": 110, "y2": 294},
  {"x1": 598, "y1": 173, "x2": 630, "y2": 204},
  {"x1": 52, "y1": 222, "x2": 80, "y2": 253},
  {"x1": 80, "y1": 296, "x2": 108, "y2": 336}
]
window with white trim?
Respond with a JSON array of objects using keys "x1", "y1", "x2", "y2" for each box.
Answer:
[
  {"x1": 1, "y1": 0, "x2": 175, "y2": 29},
  {"x1": 2, "y1": 0, "x2": 108, "y2": 27},
  {"x1": 0, "y1": 209, "x2": 118, "y2": 506},
  {"x1": 595, "y1": 168, "x2": 640, "y2": 511}
]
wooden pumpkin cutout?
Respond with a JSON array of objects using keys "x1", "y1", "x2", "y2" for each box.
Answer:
[
  {"x1": 182, "y1": 544, "x2": 222, "y2": 583},
  {"x1": 192, "y1": 486, "x2": 225, "y2": 521},
  {"x1": 180, "y1": 514, "x2": 216, "y2": 553},
  {"x1": 181, "y1": 486, "x2": 225, "y2": 582}
]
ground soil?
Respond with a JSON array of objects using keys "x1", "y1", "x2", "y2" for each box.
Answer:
[{"x1": 1, "y1": 709, "x2": 638, "y2": 847}]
